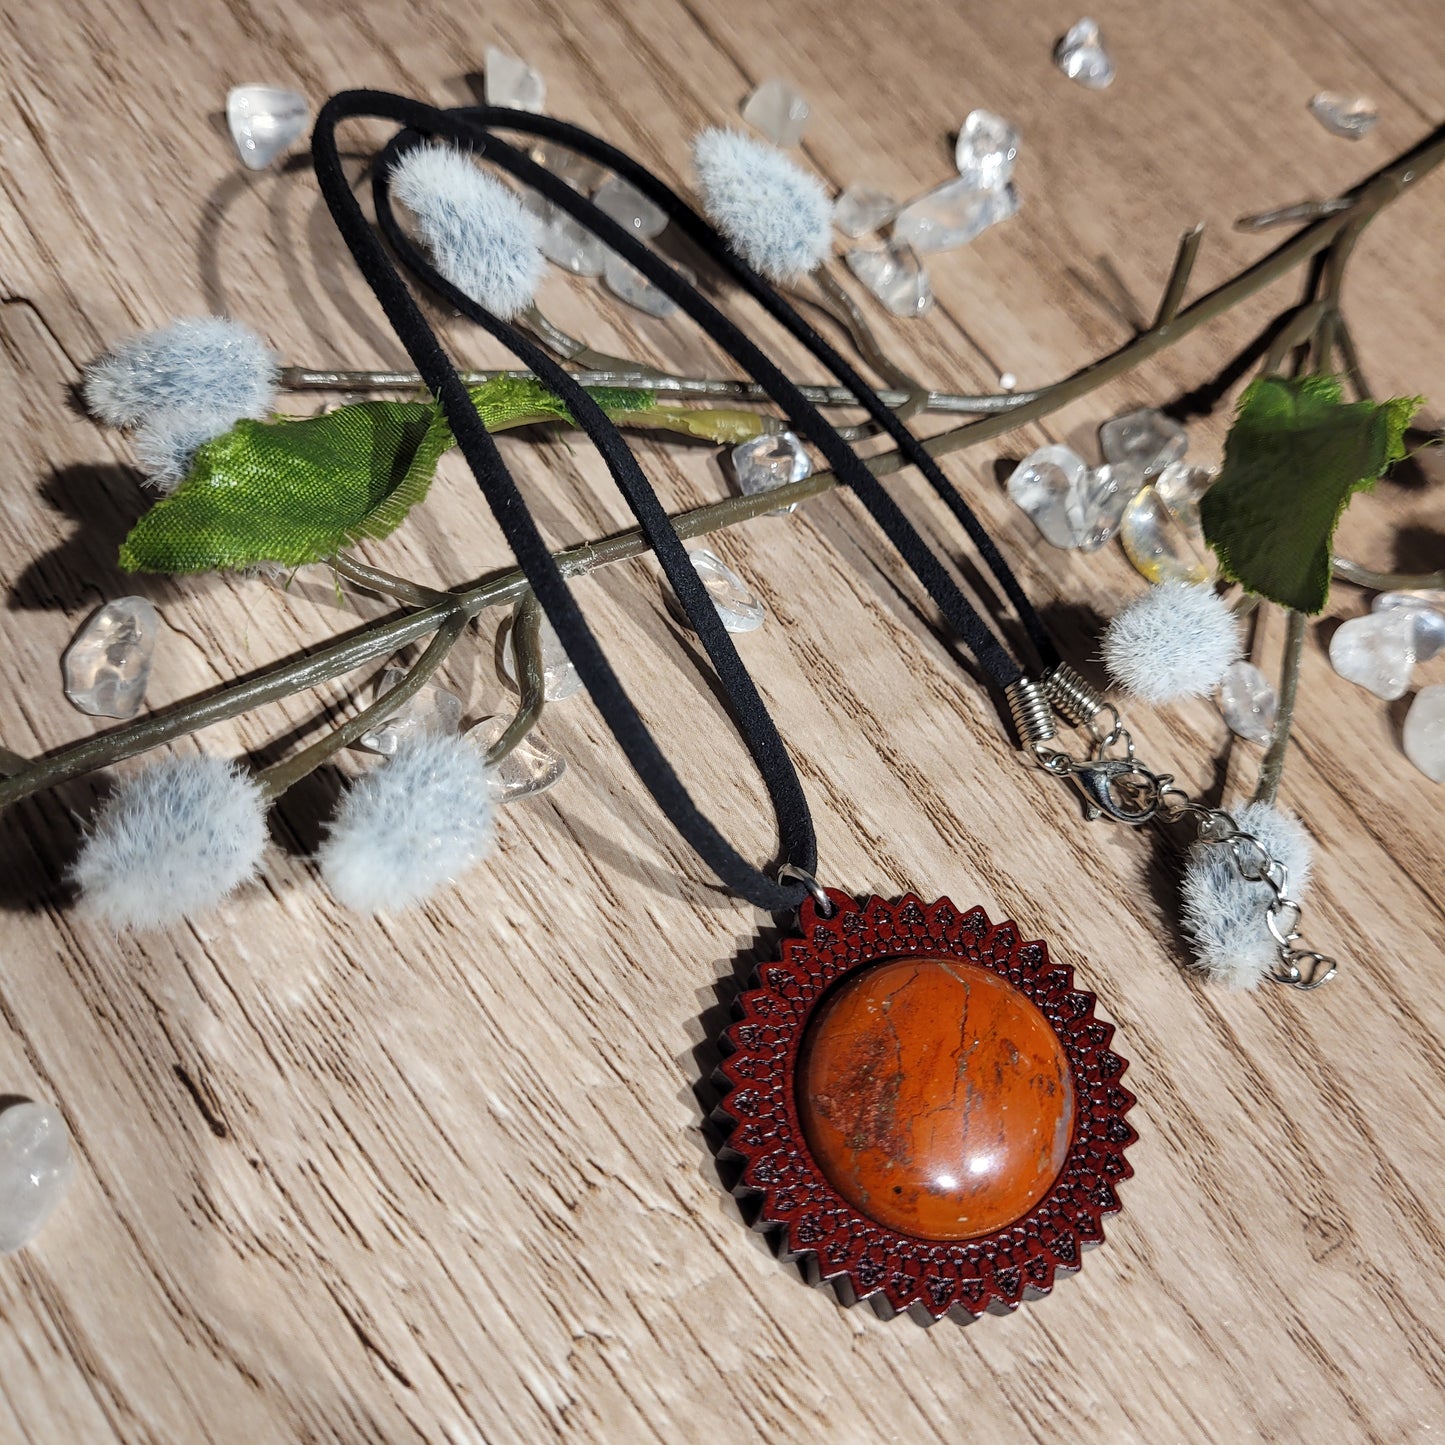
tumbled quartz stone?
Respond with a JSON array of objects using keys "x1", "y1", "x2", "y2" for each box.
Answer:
[
  {"x1": 893, "y1": 179, "x2": 1019, "y2": 254},
  {"x1": 1373, "y1": 591, "x2": 1445, "y2": 662},
  {"x1": 1403, "y1": 684, "x2": 1445, "y2": 784},
  {"x1": 833, "y1": 185, "x2": 897, "y2": 239},
  {"x1": 1100, "y1": 407, "x2": 1188, "y2": 479},
  {"x1": 732, "y1": 430, "x2": 811, "y2": 514},
  {"x1": 593, "y1": 177, "x2": 667, "y2": 240},
  {"x1": 955, "y1": 109, "x2": 1020, "y2": 191},
  {"x1": 484, "y1": 46, "x2": 545, "y2": 113},
  {"x1": 467, "y1": 714, "x2": 567, "y2": 803},
  {"x1": 502, "y1": 608, "x2": 583, "y2": 702},
  {"x1": 1309, "y1": 92, "x2": 1379, "y2": 141},
  {"x1": 0, "y1": 1102, "x2": 74, "y2": 1254},
  {"x1": 357, "y1": 666, "x2": 464, "y2": 756},
  {"x1": 1074, "y1": 462, "x2": 1140, "y2": 551},
  {"x1": 1008, "y1": 445, "x2": 1089, "y2": 549},
  {"x1": 666, "y1": 549, "x2": 766, "y2": 634},
  {"x1": 1119, "y1": 482, "x2": 1212, "y2": 584},
  {"x1": 1054, "y1": 17, "x2": 1115, "y2": 89},
  {"x1": 62, "y1": 597, "x2": 159, "y2": 719},
  {"x1": 533, "y1": 141, "x2": 606, "y2": 193},
  {"x1": 604, "y1": 254, "x2": 677, "y2": 317},
  {"x1": 1218, "y1": 660, "x2": 1277, "y2": 745},
  {"x1": 1155, "y1": 459, "x2": 1214, "y2": 509},
  {"x1": 846, "y1": 243, "x2": 933, "y2": 318},
  {"x1": 526, "y1": 194, "x2": 607, "y2": 276},
  {"x1": 226, "y1": 85, "x2": 308, "y2": 171},
  {"x1": 741, "y1": 78, "x2": 810, "y2": 148},
  {"x1": 1329, "y1": 609, "x2": 1417, "y2": 700}
]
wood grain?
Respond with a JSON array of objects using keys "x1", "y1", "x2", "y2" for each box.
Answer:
[{"x1": 0, "y1": 0, "x2": 1442, "y2": 1440}]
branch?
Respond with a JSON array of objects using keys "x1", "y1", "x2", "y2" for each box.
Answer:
[{"x1": 6, "y1": 121, "x2": 1444, "y2": 812}]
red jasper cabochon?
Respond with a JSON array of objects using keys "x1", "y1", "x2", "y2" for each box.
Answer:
[{"x1": 797, "y1": 956, "x2": 1076, "y2": 1241}]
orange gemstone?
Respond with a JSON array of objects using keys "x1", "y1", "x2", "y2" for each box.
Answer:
[{"x1": 797, "y1": 956, "x2": 1075, "y2": 1240}]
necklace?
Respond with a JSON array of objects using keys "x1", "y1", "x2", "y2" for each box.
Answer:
[{"x1": 312, "y1": 91, "x2": 1136, "y2": 1321}]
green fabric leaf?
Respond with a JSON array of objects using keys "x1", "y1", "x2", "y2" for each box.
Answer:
[
  {"x1": 119, "y1": 401, "x2": 452, "y2": 573},
  {"x1": 1201, "y1": 374, "x2": 1420, "y2": 613},
  {"x1": 118, "y1": 375, "x2": 769, "y2": 575}
]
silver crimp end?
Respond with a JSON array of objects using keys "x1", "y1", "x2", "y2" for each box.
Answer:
[
  {"x1": 1006, "y1": 677, "x2": 1057, "y2": 749},
  {"x1": 1042, "y1": 663, "x2": 1108, "y2": 729}
]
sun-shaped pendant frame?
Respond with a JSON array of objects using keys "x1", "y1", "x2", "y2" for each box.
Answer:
[{"x1": 716, "y1": 890, "x2": 1136, "y2": 1324}]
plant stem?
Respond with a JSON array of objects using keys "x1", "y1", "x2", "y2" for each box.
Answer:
[
  {"x1": 1332, "y1": 557, "x2": 1445, "y2": 591},
  {"x1": 256, "y1": 612, "x2": 469, "y2": 799},
  {"x1": 488, "y1": 593, "x2": 546, "y2": 766},
  {"x1": 1252, "y1": 608, "x2": 1306, "y2": 807},
  {"x1": 7, "y1": 121, "x2": 1445, "y2": 812},
  {"x1": 332, "y1": 554, "x2": 452, "y2": 606},
  {"x1": 279, "y1": 365, "x2": 1040, "y2": 417}
]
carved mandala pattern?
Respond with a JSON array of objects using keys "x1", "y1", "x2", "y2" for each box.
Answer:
[{"x1": 716, "y1": 891, "x2": 1136, "y2": 1324}]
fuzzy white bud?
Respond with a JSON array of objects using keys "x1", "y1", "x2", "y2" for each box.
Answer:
[
  {"x1": 319, "y1": 732, "x2": 495, "y2": 912},
  {"x1": 692, "y1": 128, "x2": 832, "y2": 283},
  {"x1": 70, "y1": 754, "x2": 268, "y2": 929},
  {"x1": 1101, "y1": 582, "x2": 1240, "y2": 704},
  {"x1": 1180, "y1": 802, "x2": 1313, "y2": 989},
  {"x1": 390, "y1": 142, "x2": 544, "y2": 320},
  {"x1": 82, "y1": 317, "x2": 277, "y2": 431}
]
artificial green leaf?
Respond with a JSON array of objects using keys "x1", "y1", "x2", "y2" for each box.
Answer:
[
  {"x1": 117, "y1": 376, "x2": 771, "y2": 574},
  {"x1": 1201, "y1": 374, "x2": 1420, "y2": 613},
  {"x1": 119, "y1": 401, "x2": 452, "y2": 573}
]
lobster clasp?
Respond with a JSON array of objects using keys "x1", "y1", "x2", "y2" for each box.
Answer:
[{"x1": 1070, "y1": 758, "x2": 1164, "y2": 825}]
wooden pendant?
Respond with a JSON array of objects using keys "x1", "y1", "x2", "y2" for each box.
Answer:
[{"x1": 717, "y1": 890, "x2": 1136, "y2": 1324}]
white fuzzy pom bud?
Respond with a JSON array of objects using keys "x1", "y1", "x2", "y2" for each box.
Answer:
[
  {"x1": 390, "y1": 142, "x2": 544, "y2": 320},
  {"x1": 70, "y1": 754, "x2": 268, "y2": 930},
  {"x1": 692, "y1": 128, "x2": 832, "y2": 283},
  {"x1": 1101, "y1": 582, "x2": 1241, "y2": 704},
  {"x1": 82, "y1": 317, "x2": 277, "y2": 430},
  {"x1": 1180, "y1": 802, "x2": 1313, "y2": 989},
  {"x1": 132, "y1": 407, "x2": 233, "y2": 492},
  {"x1": 319, "y1": 732, "x2": 495, "y2": 912}
]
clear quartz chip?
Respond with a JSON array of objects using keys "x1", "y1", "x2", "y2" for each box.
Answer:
[
  {"x1": 226, "y1": 85, "x2": 308, "y2": 170},
  {"x1": 593, "y1": 177, "x2": 668, "y2": 239},
  {"x1": 846, "y1": 243, "x2": 933, "y2": 318},
  {"x1": 1328, "y1": 609, "x2": 1418, "y2": 700},
  {"x1": 1074, "y1": 461, "x2": 1140, "y2": 550},
  {"x1": 1309, "y1": 92, "x2": 1379, "y2": 140},
  {"x1": 0, "y1": 1102, "x2": 73, "y2": 1254},
  {"x1": 467, "y1": 714, "x2": 567, "y2": 803},
  {"x1": 526, "y1": 193, "x2": 607, "y2": 276},
  {"x1": 1054, "y1": 17, "x2": 1116, "y2": 89},
  {"x1": 484, "y1": 46, "x2": 546, "y2": 113},
  {"x1": 1009, "y1": 446, "x2": 1139, "y2": 550},
  {"x1": 1119, "y1": 480, "x2": 1213, "y2": 584},
  {"x1": 1008, "y1": 445, "x2": 1090, "y2": 549},
  {"x1": 1218, "y1": 660, "x2": 1277, "y2": 745},
  {"x1": 357, "y1": 665, "x2": 464, "y2": 756},
  {"x1": 534, "y1": 141, "x2": 606, "y2": 192},
  {"x1": 604, "y1": 254, "x2": 677, "y2": 316},
  {"x1": 1099, "y1": 407, "x2": 1188, "y2": 479},
  {"x1": 954, "y1": 110, "x2": 1020, "y2": 191},
  {"x1": 1403, "y1": 684, "x2": 1445, "y2": 783},
  {"x1": 893, "y1": 179, "x2": 1019, "y2": 253},
  {"x1": 501, "y1": 608, "x2": 583, "y2": 702},
  {"x1": 741, "y1": 78, "x2": 810, "y2": 147},
  {"x1": 732, "y1": 430, "x2": 812, "y2": 514},
  {"x1": 62, "y1": 597, "x2": 160, "y2": 719},
  {"x1": 666, "y1": 549, "x2": 766, "y2": 634},
  {"x1": 1373, "y1": 590, "x2": 1445, "y2": 662},
  {"x1": 833, "y1": 185, "x2": 897, "y2": 238}
]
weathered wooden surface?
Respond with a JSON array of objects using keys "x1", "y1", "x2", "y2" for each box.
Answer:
[{"x1": 0, "y1": 0, "x2": 1441, "y2": 1440}]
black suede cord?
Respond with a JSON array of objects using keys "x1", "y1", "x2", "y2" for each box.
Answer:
[
  {"x1": 311, "y1": 91, "x2": 1058, "y2": 913},
  {"x1": 314, "y1": 94, "x2": 813, "y2": 912}
]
